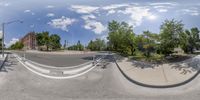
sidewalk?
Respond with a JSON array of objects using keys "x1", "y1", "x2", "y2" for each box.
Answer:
[
  {"x1": 0, "y1": 54, "x2": 8, "y2": 71},
  {"x1": 115, "y1": 54, "x2": 200, "y2": 87}
]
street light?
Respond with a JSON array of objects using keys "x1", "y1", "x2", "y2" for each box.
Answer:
[{"x1": 1, "y1": 20, "x2": 23, "y2": 57}]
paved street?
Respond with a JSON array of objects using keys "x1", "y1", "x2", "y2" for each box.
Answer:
[
  {"x1": 13, "y1": 51, "x2": 98, "y2": 67},
  {"x1": 0, "y1": 54, "x2": 200, "y2": 100}
]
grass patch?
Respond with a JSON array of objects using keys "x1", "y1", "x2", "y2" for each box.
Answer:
[
  {"x1": 129, "y1": 52, "x2": 192, "y2": 63},
  {"x1": 129, "y1": 53, "x2": 164, "y2": 63}
]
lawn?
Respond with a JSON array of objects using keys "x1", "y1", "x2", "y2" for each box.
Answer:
[{"x1": 129, "y1": 52, "x2": 193, "y2": 64}]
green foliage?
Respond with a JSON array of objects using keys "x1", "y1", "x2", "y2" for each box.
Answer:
[
  {"x1": 87, "y1": 39, "x2": 106, "y2": 51},
  {"x1": 36, "y1": 31, "x2": 61, "y2": 51},
  {"x1": 180, "y1": 27, "x2": 200, "y2": 53},
  {"x1": 0, "y1": 39, "x2": 2, "y2": 49},
  {"x1": 50, "y1": 34, "x2": 61, "y2": 50},
  {"x1": 10, "y1": 41, "x2": 24, "y2": 50},
  {"x1": 107, "y1": 20, "x2": 136, "y2": 55},
  {"x1": 106, "y1": 19, "x2": 200, "y2": 61},
  {"x1": 68, "y1": 40, "x2": 84, "y2": 51},
  {"x1": 135, "y1": 31, "x2": 159, "y2": 57},
  {"x1": 159, "y1": 19, "x2": 184, "y2": 56}
]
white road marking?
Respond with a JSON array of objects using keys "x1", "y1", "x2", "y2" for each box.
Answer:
[{"x1": 14, "y1": 54, "x2": 100, "y2": 79}]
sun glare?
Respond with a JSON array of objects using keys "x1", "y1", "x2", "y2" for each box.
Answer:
[{"x1": 148, "y1": 15, "x2": 157, "y2": 20}]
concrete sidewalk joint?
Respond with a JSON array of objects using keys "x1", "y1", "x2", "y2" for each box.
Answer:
[{"x1": 113, "y1": 54, "x2": 200, "y2": 88}]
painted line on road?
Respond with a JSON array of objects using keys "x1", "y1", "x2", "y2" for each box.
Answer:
[
  {"x1": 27, "y1": 59, "x2": 93, "y2": 69},
  {"x1": 63, "y1": 63, "x2": 93, "y2": 74},
  {"x1": 14, "y1": 54, "x2": 100, "y2": 79},
  {"x1": 25, "y1": 61, "x2": 50, "y2": 74},
  {"x1": 14, "y1": 52, "x2": 94, "y2": 69},
  {"x1": 15, "y1": 53, "x2": 97, "y2": 75}
]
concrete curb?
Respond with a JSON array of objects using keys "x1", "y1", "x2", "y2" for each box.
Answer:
[
  {"x1": 113, "y1": 54, "x2": 200, "y2": 88},
  {"x1": 0, "y1": 54, "x2": 8, "y2": 71},
  {"x1": 14, "y1": 54, "x2": 93, "y2": 74},
  {"x1": 13, "y1": 53, "x2": 94, "y2": 69},
  {"x1": 14, "y1": 53, "x2": 107, "y2": 79},
  {"x1": 27, "y1": 59, "x2": 93, "y2": 69}
]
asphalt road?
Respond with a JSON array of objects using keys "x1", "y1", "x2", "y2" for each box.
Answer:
[
  {"x1": 0, "y1": 54, "x2": 200, "y2": 100},
  {"x1": 13, "y1": 51, "x2": 99, "y2": 67}
]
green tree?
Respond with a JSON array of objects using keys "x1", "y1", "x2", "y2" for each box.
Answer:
[
  {"x1": 87, "y1": 39, "x2": 106, "y2": 51},
  {"x1": 142, "y1": 31, "x2": 159, "y2": 57},
  {"x1": 50, "y1": 34, "x2": 61, "y2": 50},
  {"x1": 36, "y1": 32, "x2": 61, "y2": 51},
  {"x1": 159, "y1": 19, "x2": 184, "y2": 56},
  {"x1": 77, "y1": 40, "x2": 84, "y2": 51},
  {"x1": 87, "y1": 40, "x2": 95, "y2": 51},
  {"x1": 68, "y1": 41, "x2": 84, "y2": 51},
  {"x1": 10, "y1": 41, "x2": 24, "y2": 50},
  {"x1": 107, "y1": 20, "x2": 136, "y2": 55},
  {"x1": 180, "y1": 27, "x2": 200, "y2": 53}
]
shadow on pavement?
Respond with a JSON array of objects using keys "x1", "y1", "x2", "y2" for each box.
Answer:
[
  {"x1": 114, "y1": 54, "x2": 200, "y2": 88},
  {"x1": 0, "y1": 55, "x2": 18, "y2": 73}
]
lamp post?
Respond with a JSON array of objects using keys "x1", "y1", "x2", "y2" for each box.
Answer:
[{"x1": 1, "y1": 20, "x2": 23, "y2": 57}]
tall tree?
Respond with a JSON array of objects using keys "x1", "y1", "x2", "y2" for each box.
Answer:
[
  {"x1": 77, "y1": 40, "x2": 84, "y2": 51},
  {"x1": 50, "y1": 34, "x2": 61, "y2": 50},
  {"x1": 36, "y1": 32, "x2": 61, "y2": 51},
  {"x1": 180, "y1": 27, "x2": 200, "y2": 53},
  {"x1": 159, "y1": 19, "x2": 184, "y2": 56},
  {"x1": 142, "y1": 31, "x2": 159, "y2": 57},
  {"x1": 107, "y1": 20, "x2": 136, "y2": 55},
  {"x1": 87, "y1": 39, "x2": 106, "y2": 51},
  {"x1": 9, "y1": 41, "x2": 24, "y2": 50}
]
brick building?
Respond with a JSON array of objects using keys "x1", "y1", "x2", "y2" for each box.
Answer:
[{"x1": 20, "y1": 32, "x2": 37, "y2": 50}]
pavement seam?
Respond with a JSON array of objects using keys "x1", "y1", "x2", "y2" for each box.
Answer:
[
  {"x1": 161, "y1": 65, "x2": 168, "y2": 83},
  {"x1": 113, "y1": 54, "x2": 200, "y2": 88}
]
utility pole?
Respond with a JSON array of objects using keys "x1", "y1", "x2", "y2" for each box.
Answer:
[
  {"x1": 2, "y1": 23, "x2": 4, "y2": 57},
  {"x1": 1, "y1": 20, "x2": 23, "y2": 57}
]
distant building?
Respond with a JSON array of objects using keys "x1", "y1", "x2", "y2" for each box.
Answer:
[{"x1": 20, "y1": 32, "x2": 37, "y2": 50}]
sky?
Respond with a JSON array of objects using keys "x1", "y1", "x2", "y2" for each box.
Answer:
[{"x1": 0, "y1": 0, "x2": 200, "y2": 47}]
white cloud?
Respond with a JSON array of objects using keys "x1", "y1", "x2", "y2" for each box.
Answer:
[
  {"x1": 48, "y1": 16, "x2": 77, "y2": 32},
  {"x1": 30, "y1": 24, "x2": 34, "y2": 28},
  {"x1": 46, "y1": 5, "x2": 55, "y2": 8},
  {"x1": 149, "y1": 2, "x2": 177, "y2": 6},
  {"x1": 180, "y1": 8, "x2": 199, "y2": 16},
  {"x1": 24, "y1": 10, "x2": 31, "y2": 13},
  {"x1": 81, "y1": 14, "x2": 96, "y2": 20},
  {"x1": 70, "y1": 5, "x2": 99, "y2": 14},
  {"x1": 6, "y1": 38, "x2": 19, "y2": 48},
  {"x1": 47, "y1": 13, "x2": 55, "y2": 17},
  {"x1": 118, "y1": 7, "x2": 153, "y2": 27},
  {"x1": 100, "y1": 35, "x2": 108, "y2": 42},
  {"x1": 84, "y1": 20, "x2": 106, "y2": 34},
  {"x1": 158, "y1": 9, "x2": 168, "y2": 12},
  {"x1": 70, "y1": 4, "x2": 157, "y2": 32},
  {"x1": 24, "y1": 9, "x2": 35, "y2": 15},
  {"x1": 0, "y1": 2, "x2": 10, "y2": 7},
  {"x1": 31, "y1": 12, "x2": 35, "y2": 15},
  {"x1": 4, "y1": 3, "x2": 9, "y2": 6},
  {"x1": 81, "y1": 14, "x2": 106, "y2": 34},
  {"x1": 102, "y1": 4, "x2": 129, "y2": 10},
  {"x1": 107, "y1": 10, "x2": 116, "y2": 15}
]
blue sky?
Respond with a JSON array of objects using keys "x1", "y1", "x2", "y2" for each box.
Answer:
[{"x1": 0, "y1": 0, "x2": 200, "y2": 47}]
